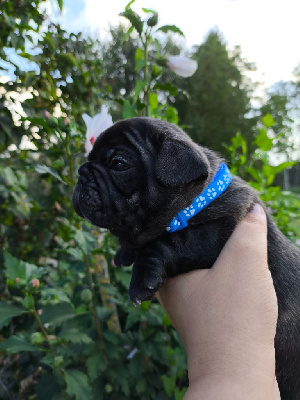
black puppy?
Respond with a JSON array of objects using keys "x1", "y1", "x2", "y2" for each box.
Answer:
[{"x1": 73, "y1": 117, "x2": 300, "y2": 399}]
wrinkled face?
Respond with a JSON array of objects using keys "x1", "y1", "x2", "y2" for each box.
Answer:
[{"x1": 72, "y1": 118, "x2": 209, "y2": 246}]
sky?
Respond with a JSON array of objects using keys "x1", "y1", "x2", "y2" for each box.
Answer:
[{"x1": 56, "y1": 0, "x2": 300, "y2": 89}]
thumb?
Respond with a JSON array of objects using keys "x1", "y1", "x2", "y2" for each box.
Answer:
[
  {"x1": 213, "y1": 203, "x2": 268, "y2": 273},
  {"x1": 244, "y1": 203, "x2": 267, "y2": 230}
]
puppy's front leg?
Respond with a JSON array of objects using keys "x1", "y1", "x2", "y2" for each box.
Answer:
[
  {"x1": 114, "y1": 245, "x2": 136, "y2": 267},
  {"x1": 129, "y1": 243, "x2": 169, "y2": 304}
]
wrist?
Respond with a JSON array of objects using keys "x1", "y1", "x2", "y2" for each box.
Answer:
[
  {"x1": 186, "y1": 340, "x2": 276, "y2": 388},
  {"x1": 184, "y1": 372, "x2": 277, "y2": 400}
]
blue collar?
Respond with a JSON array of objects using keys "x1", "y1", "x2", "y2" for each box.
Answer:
[{"x1": 166, "y1": 163, "x2": 232, "y2": 233}]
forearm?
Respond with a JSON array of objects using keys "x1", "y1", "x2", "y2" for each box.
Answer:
[
  {"x1": 184, "y1": 346, "x2": 279, "y2": 400},
  {"x1": 184, "y1": 374, "x2": 279, "y2": 400}
]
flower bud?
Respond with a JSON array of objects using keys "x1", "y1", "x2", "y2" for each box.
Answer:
[
  {"x1": 147, "y1": 13, "x2": 158, "y2": 27},
  {"x1": 45, "y1": 111, "x2": 51, "y2": 119},
  {"x1": 32, "y1": 278, "x2": 40, "y2": 287}
]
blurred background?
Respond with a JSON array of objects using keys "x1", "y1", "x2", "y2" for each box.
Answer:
[{"x1": 0, "y1": 1, "x2": 299, "y2": 399}]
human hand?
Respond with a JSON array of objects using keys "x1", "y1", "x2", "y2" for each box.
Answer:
[{"x1": 157, "y1": 204, "x2": 280, "y2": 399}]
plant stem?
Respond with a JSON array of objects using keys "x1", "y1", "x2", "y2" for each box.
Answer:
[
  {"x1": 31, "y1": 306, "x2": 61, "y2": 371},
  {"x1": 143, "y1": 33, "x2": 150, "y2": 117},
  {"x1": 31, "y1": 307, "x2": 49, "y2": 340},
  {"x1": 64, "y1": 132, "x2": 76, "y2": 190},
  {"x1": 66, "y1": 151, "x2": 75, "y2": 190},
  {"x1": 83, "y1": 253, "x2": 108, "y2": 364}
]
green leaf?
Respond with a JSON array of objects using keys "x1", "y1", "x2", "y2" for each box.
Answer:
[
  {"x1": 135, "y1": 48, "x2": 146, "y2": 72},
  {"x1": 149, "y1": 93, "x2": 158, "y2": 113},
  {"x1": 269, "y1": 161, "x2": 296, "y2": 175},
  {"x1": 121, "y1": 25, "x2": 134, "y2": 43},
  {"x1": 87, "y1": 353, "x2": 106, "y2": 382},
  {"x1": 125, "y1": 308, "x2": 141, "y2": 330},
  {"x1": 97, "y1": 306, "x2": 114, "y2": 322},
  {"x1": 245, "y1": 167, "x2": 261, "y2": 182},
  {"x1": 163, "y1": 312, "x2": 172, "y2": 327},
  {"x1": 43, "y1": 34, "x2": 56, "y2": 52},
  {"x1": 0, "y1": 302, "x2": 27, "y2": 329},
  {"x1": 230, "y1": 133, "x2": 247, "y2": 155},
  {"x1": 4, "y1": 251, "x2": 43, "y2": 283},
  {"x1": 151, "y1": 65, "x2": 163, "y2": 78},
  {"x1": 119, "y1": 375, "x2": 130, "y2": 396},
  {"x1": 162, "y1": 375, "x2": 176, "y2": 397},
  {"x1": 122, "y1": 100, "x2": 136, "y2": 119},
  {"x1": 142, "y1": 8, "x2": 156, "y2": 13},
  {"x1": 0, "y1": 335, "x2": 39, "y2": 353},
  {"x1": 263, "y1": 162, "x2": 296, "y2": 186},
  {"x1": 255, "y1": 128, "x2": 273, "y2": 151},
  {"x1": 136, "y1": 378, "x2": 147, "y2": 395},
  {"x1": 31, "y1": 164, "x2": 66, "y2": 183},
  {"x1": 40, "y1": 303, "x2": 76, "y2": 327},
  {"x1": 125, "y1": 0, "x2": 135, "y2": 10},
  {"x1": 66, "y1": 247, "x2": 83, "y2": 260},
  {"x1": 57, "y1": 0, "x2": 63, "y2": 12},
  {"x1": 57, "y1": 53, "x2": 77, "y2": 67},
  {"x1": 134, "y1": 79, "x2": 146, "y2": 99},
  {"x1": 174, "y1": 387, "x2": 187, "y2": 400},
  {"x1": 103, "y1": 331, "x2": 119, "y2": 345},
  {"x1": 114, "y1": 269, "x2": 131, "y2": 288},
  {"x1": 58, "y1": 327, "x2": 93, "y2": 344},
  {"x1": 165, "y1": 107, "x2": 178, "y2": 125},
  {"x1": 153, "y1": 83, "x2": 178, "y2": 96},
  {"x1": 64, "y1": 370, "x2": 92, "y2": 400},
  {"x1": 35, "y1": 374, "x2": 61, "y2": 400},
  {"x1": 41, "y1": 288, "x2": 71, "y2": 304},
  {"x1": 24, "y1": 71, "x2": 36, "y2": 88},
  {"x1": 156, "y1": 25, "x2": 184, "y2": 36},
  {"x1": 120, "y1": 9, "x2": 143, "y2": 34},
  {"x1": 74, "y1": 229, "x2": 96, "y2": 256},
  {"x1": 262, "y1": 114, "x2": 274, "y2": 128},
  {"x1": 2, "y1": 167, "x2": 17, "y2": 186}
]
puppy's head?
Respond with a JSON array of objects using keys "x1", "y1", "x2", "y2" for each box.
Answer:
[{"x1": 73, "y1": 117, "x2": 213, "y2": 246}]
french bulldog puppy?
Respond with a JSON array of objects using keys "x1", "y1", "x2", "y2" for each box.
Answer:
[{"x1": 73, "y1": 117, "x2": 300, "y2": 399}]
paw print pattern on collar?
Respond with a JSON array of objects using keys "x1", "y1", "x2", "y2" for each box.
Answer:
[{"x1": 167, "y1": 163, "x2": 232, "y2": 233}]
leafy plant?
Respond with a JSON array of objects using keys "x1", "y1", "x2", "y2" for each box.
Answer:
[
  {"x1": 226, "y1": 114, "x2": 300, "y2": 240},
  {"x1": 0, "y1": 1, "x2": 299, "y2": 399}
]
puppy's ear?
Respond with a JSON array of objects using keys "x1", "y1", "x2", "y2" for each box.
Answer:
[{"x1": 155, "y1": 140, "x2": 209, "y2": 186}]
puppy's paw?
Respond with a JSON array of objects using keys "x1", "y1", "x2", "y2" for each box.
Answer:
[
  {"x1": 129, "y1": 275, "x2": 165, "y2": 305},
  {"x1": 129, "y1": 285, "x2": 154, "y2": 305},
  {"x1": 144, "y1": 273, "x2": 165, "y2": 293}
]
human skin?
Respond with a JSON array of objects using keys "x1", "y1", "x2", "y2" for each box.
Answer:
[{"x1": 157, "y1": 204, "x2": 281, "y2": 399}]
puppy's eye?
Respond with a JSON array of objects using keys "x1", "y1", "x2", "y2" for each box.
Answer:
[{"x1": 110, "y1": 158, "x2": 130, "y2": 171}]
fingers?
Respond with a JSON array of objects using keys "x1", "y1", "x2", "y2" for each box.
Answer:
[{"x1": 213, "y1": 203, "x2": 268, "y2": 275}]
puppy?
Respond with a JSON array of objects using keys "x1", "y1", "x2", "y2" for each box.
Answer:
[{"x1": 73, "y1": 117, "x2": 300, "y2": 399}]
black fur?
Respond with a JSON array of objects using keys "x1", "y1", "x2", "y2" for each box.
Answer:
[{"x1": 73, "y1": 117, "x2": 300, "y2": 399}]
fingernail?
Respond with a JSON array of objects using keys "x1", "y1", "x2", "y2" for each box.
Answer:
[{"x1": 250, "y1": 203, "x2": 264, "y2": 215}]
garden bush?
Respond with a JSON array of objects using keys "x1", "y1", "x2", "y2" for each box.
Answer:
[{"x1": 0, "y1": 2, "x2": 299, "y2": 399}]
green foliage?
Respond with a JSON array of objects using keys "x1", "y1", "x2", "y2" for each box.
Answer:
[
  {"x1": 0, "y1": 3, "x2": 189, "y2": 399},
  {"x1": 0, "y1": 2, "x2": 299, "y2": 400},
  {"x1": 227, "y1": 116, "x2": 299, "y2": 240}
]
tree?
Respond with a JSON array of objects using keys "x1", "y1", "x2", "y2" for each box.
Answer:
[
  {"x1": 175, "y1": 31, "x2": 257, "y2": 155},
  {"x1": 0, "y1": 0, "x2": 63, "y2": 151},
  {"x1": 259, "y1": 77, "x2": 300, "y2": 161}
]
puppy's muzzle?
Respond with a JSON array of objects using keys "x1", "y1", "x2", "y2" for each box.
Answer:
[{"x1": 72, "y1": 162, "x2": 103, "y2": 220}]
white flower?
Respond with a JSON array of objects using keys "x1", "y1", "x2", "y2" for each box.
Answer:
[
  {"x1": 82, "y1": 105, "x2": 113, "y2": 156},
  {"x1": 166, "y1": 55, "x2": 198, "y2": 78}
]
